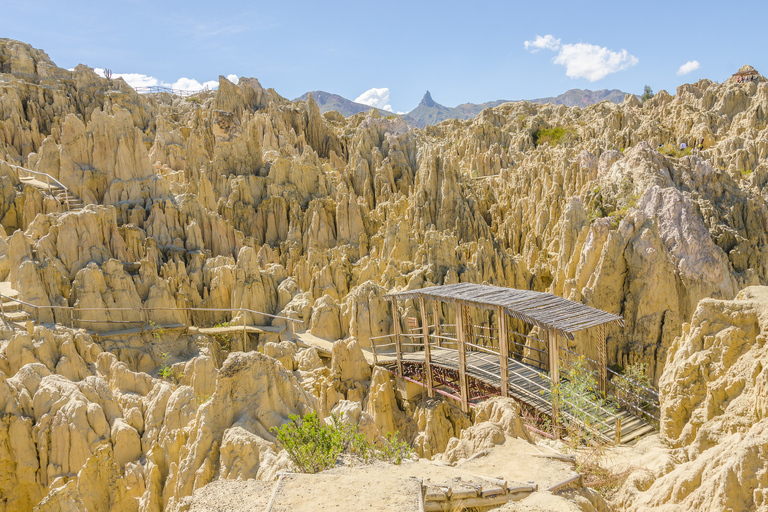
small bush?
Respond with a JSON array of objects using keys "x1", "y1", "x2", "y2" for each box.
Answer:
[
  {"x1": 379, "y1": 432, "x2": 412, "y2": 465},
  {"x1": 271, "y1": 412, "x2": 346, "y2": 473},
  {"x1": 550, "y1": 356, "x2": 615, "y2": 447},
  {"x1": 158, "y1": 352, "x2": 173, "y2": 380},
  {"x1": 614, "y1": 362, "x2": 653, "y2": 415},
  {"x1": 533, "y1": 126, "x2": 576, "y2": 147},
  {"x1": 271, "y1": 412, "x2": 412, "y2": 473},
  {"x1": 657, "y1": 143, "x2": 692, "y2": 158}
]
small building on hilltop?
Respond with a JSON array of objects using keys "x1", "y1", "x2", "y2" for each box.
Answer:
[{"x1": 731, "y1": 65, "x2": 762, "y2": 83}]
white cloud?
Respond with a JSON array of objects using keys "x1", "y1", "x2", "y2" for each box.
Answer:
[
  {"x1": 524, "y1": 34, "x2": 561, "y2": 53},
  {"x1": 94, "y1": 68, "x2": 235, "y2": 92},
  {"x1": 354, "y1": 87, "x2": 393, "y2": 112},
  {"x1": 677, "y1": 60, "x2": 700, "y2": 75},
  {"x1": 94, "y1": 68, "x2": 161, "y2": 88},
  {"x1": 523, "y1": 36, "x2": 638, "y2": 81},
  {"x1": 553, "y1": 43, "x2": 638, "y2": 81}
]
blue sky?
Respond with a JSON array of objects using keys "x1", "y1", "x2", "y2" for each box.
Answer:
[{"x1": 5, "y1": 0, "x2": 766, "y2": 112}]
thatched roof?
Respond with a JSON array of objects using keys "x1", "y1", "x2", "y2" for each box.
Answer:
[
  {"x1": 384, "y1": 283, "x2": 623, "y2": 340},
  {"x1": 734, "y1": 65, "x2": 759, "y2": 76}
]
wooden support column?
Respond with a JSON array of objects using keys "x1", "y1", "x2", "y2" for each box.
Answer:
[
  {"x1": 548, "y1": 328, "x2": 560, "y2": 434},
  {"x1": 419, "y1": 297, "x2": 434, "y2": 398},
  {"x1": 432, "y1": 301, "x2": 441, "y2": 347},
  {"x1": 497, "y1": 306, "x2": 509, "y2": 398},
  {"x1": 392, "y1": 299, "x2": 403, "y2": 376},
  {"x1": 242, "y1": 309, "x2": 248, "y2": 350},
  {"x1": 456, "y1": 302, "x2": 470, "y2": 413},
  {"x1": 598, "y1": 323, "x2": 607, "y2": 396}
]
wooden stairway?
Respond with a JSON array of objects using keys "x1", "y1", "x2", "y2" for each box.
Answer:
[
  {"x1": 0, "y1": 282, "x2": 31, "y2": 328},
  {"x1": 19, "y1": 175, "x2": 85, "y2": 211}
]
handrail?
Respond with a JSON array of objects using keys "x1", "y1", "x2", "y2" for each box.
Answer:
[
  {"x1": 0, "y1": 293, "x2": 302, "y2": 324},
  {"x1": 134, "y1": 85, "x2": 210, "y2": 97},
  {"x1": 10, "y1": 164, "x2": 71, "y2": 193}
]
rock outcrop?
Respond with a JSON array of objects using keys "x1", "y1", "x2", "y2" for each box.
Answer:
[{"x1": 616, "y1": 286, "x2": 768, "y2": 511}]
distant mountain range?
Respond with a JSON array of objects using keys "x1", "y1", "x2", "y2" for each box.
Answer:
[
  {"x1": 293, "y1": 91, "x2": 393, "y2": 117},
  {"x1": 294, "y1": 88, "x2": 633, "y2": 128}
]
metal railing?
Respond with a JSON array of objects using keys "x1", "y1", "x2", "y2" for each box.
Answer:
[
  {"x1": 134, "y1": 86, "x2": 210, "y2": 97},
  {"x1": 0, "y1": 293, "x2": 302, "y2": 341},
  {"x1": 9, "y1": 164, "x2": 77, "y2": 211}
]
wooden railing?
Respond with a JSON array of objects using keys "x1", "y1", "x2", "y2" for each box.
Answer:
[
  {"x1": 0, "y1": 293, "x2": 301, "y2": 341},
  {"x1": 370, "y1": 322, "x2": 656, "y2": 444}
]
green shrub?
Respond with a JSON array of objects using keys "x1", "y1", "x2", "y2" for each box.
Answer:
[
  {"x1": 271, "y1": 412, "x2": 412, "y2": 473},
  {"x1": 379, "y1": 432, "x2": 412, "y2": 465},
  {"x1": 158, "y1": 352, "x2": 173, "y2": 380},
  {"x1": 550, "y1": 356, "x2": 615, "y2": 447},
  {"x1": 657, "y1": 143, "x2": 692, "y2": 158},
  {"x1": 613, "y1": 362, "x2": 653, "y2": 414},
  {"x1": 641, "y1": 85, "x2": 654, "y2": 103},
  {"x1": 532, "y1": 126, "x2": 576, "y2": 147},
  {"x1": 271, "y1": 412, "x2": 346, "y2": 473}
]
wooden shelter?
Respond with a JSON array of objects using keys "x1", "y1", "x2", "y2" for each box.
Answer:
[
  {"x1": 383, "y1": 284, "x2": 623, "y2": 417},
  {"x1": 732, "y1": 65, "x2": 760, "y2": 81}
]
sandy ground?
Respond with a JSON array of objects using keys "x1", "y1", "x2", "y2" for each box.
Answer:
[
  {"x1": 179, "y1": 479, "x2": 274, "y2": 511},
  {"x1": 178, "y1": 436, "x2": 588, "y2": 511}
]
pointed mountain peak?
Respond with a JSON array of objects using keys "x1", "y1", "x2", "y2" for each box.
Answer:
[{"x1": 420, "y1": 90, "x2": 436, "y2": 107}]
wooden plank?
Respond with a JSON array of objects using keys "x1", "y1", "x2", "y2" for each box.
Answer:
[
  {"x1": 420, "y1": 297, "x2": 434, "y2": 399},
  {"x1": 433, "y1": 301, "x2": 442, "y2": 347}
]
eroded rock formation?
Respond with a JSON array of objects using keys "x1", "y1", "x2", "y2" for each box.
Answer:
[{"x1": 1, "y1": 37, "x2": 767, "y2": 510}]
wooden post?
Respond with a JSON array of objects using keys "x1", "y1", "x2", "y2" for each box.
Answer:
[
  {"x1": 615, "y1": 416, "x2": 622, "y2": 444},
  {"x1": 497, "y1": 306, "x2": 509, "y2": 398},
  {"x1": 464, "y1": 306, "x2": 473, "y2": 349},
  {"x1": 65, "y1": 191, "x2": 70, "y2": 211},
  {"x1": 432, "y1": 301, "x2": 441, "y2": 347},
  {"x1": 419, "y1": 297, "x2": 434, "y2": 398},
  {"x1": 549, "y1": 328, "x2": 560, "y2": 435},
  {"x1": 45, "y1": 174, "x2": 51, "y2": 194},
  {"x1": 186, "y1": 307, "x2": 191, "y2": 334},
  {"x1": 598, "y1": 323, "x2": 607, "y2": 396},
  {"x1": 291, "y1": 321, "x2": 296, "y2": 342},
  {"x1": 69, "y1": 307, "x2": 74, "y2": 329},
  {"x1": 141, "y1": 308, "x2": 146, "y2": 335},
  {"x1": 392, "y1": 299, "x2": 403, "y2": 376},
  {"x1": 242, "y1": 309, "x2": 247, "y2": 350},
  {"x1": 456, "y1": 303, "x2": 470, "y2": 413},
  {"x1": 371, "y1": 338, "x2": 378, "y2": 365}
]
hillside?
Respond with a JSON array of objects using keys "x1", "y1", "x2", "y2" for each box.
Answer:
[
  {"x1": 0, "y1": 37, "x2": 767, "y2": 511},
  {"x1": 293, "y1": 90, "x2": 392, "y2": 117}
]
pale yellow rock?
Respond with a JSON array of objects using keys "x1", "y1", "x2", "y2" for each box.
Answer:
[{"x1": 618, "y1": 286, "x2": 768, "y2": 511}]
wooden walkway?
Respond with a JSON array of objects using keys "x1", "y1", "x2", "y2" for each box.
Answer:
[{"x1": 380, "y1": 347, "x2": 655, "y2": 444}]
